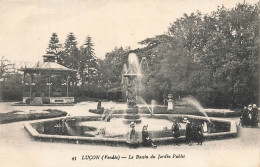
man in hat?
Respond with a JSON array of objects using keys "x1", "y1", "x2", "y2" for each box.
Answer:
[
  {"x1": 142, "y1": 124, "x2": 157, "y2": 148},
  {"x1": 172, "y1": 120, "x2": 181, "y2": 146}
]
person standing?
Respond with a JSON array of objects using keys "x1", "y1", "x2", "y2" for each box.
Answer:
[
  {"x1": 127, "y1": 122, "x2": 138, "y2": 148},
  {"x1": 185, "y1": 120, "x2": 192, "y2": 146},
  {"x1": 247, "y1": 104, "x2": 253, "y2": 127},
  {"x1": 251, "y1": 104, "x2": 259, "y2": 128},
  {"x1": 240, "y1": 106, "x2": 248, "y2": 126},
  {"x1": 97, "y1": 99, "x2": 102, "y2": 109},
  {"x1": 196, "y1": 124, "x2": 204, "y2": 145},
  {"x1": 191, "y1": 123, "x2": 197, "y2": 143},
  {"x1": 172, "y1": 121, "x2": 181, "y2": 146},
  {"x1": 97, "y1": 99, "x2": 104, "y2": 114}
]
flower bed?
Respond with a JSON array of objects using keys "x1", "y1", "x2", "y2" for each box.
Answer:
[{"x1": 0, "y1": 109, "x2": 67, "y2": 124}]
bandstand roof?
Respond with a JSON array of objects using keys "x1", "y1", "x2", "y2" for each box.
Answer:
[{"x1": 20, "y1": 62, "x2": 77, "y2": 74}]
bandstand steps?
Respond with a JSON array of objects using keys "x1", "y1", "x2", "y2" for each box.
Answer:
[{"x1": 30, "y1": 97, "x2": 42, "y2": 105}]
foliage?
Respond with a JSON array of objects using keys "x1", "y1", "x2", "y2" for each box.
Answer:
[
  {"x1": 98, "y1": 47, "x2": 130, "y2": 93},
  {"x1": 0, "y1": 56, "x2": 15, "y2": 81},
  {"x1": 136, "y1": 2, "x2": 259, "y2": 107},
  {"x1": 94, "y1": 2, "x2": 259, "y2": 107},
  {"x1": 0, "y1": 57, "x2": 23, "y2": 101},
  {"x1": 42, "y1": 97, "x2": 50, "y2": 104},
  {"x1": 79, "y1": 36, "x2": 98, "y2": 87},
  {"x1": 60, "y1": 32, "x2": 80, "y2": 70},
  {"x1": 46, "y1": 33, "x2": 63, "y2": 63}
]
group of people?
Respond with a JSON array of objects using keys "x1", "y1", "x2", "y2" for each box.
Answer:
[
  {"x1": 172, "y1": 118, "x2": 204, "y2": 146},
  {"x1": 127, "y1": 122, "x2": 157, "y2": 149},
  {"x1": 240, "y1": 104, "x2": 259, "y2": 128},
  {"x1": 127, "y1": 118, "x2": 205, "y2": 148}
]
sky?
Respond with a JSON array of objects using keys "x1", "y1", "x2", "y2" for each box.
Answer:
[{"x1": 0, "y1": 0, "x2": 258, "y2": 67}]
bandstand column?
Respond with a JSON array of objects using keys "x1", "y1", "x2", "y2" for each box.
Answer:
[
  {"x1": 29, "y1": 82, "x2": 32, "y2": 100},
  {"x1": 66, "y1": 76, "x2": 69, "y2": 97},
  {"x1": 23, "y1": 72, "x2": 26, "y2": 99},
  {"x1": 29, "y1": 73, "x2": 33, "y2": 100},
  {"x1": 48, "y1": 76, "x2": 51, "y2": 98},
  {"x1": 72, "y1": 78, "x2": 75, "y2": 96}
]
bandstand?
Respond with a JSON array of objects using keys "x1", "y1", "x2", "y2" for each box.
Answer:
[{"x1": 20, "y1": 54, "x2": 77, "y2": 105}]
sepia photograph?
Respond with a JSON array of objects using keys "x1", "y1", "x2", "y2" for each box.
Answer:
[{"x1": 0, "y1": 0, "x2": 259, "y2": 166}]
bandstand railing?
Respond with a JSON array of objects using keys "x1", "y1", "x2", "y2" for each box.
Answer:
[{"x1": 24, "y1": 92, "x2": 74, "y2": 97}]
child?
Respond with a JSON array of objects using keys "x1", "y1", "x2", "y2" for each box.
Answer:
[{"x1": 142, "y1": 125, "x2": 157, "y2": 148}]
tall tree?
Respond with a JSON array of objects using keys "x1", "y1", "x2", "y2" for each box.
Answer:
[
  {"x1": 60, "y1": 33, "x2": 80, "y2": 70},
  {"x1": 168, "y1": 12, "x2": 204, "y2": 61},
  {"x1": 200, "y1": 3, "x2": 259, "y2": 106},
  {"x1": 0, "y1": 57, "x2": 23, "y2": 101},
  {"x1": 46, "y1": 33, "x2": 62, "y2": 63},
  {"x1": 79, "y1": 36, "x2": 97, "y2": 87},
  {"x1": 0, "y1": 56, "x2": 15, "y2": 82}
]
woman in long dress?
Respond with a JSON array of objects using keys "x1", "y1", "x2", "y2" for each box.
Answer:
[
  {"x1": 196, "y1": 124, "x2": 204, "y2": 145},
  {"x1": 127, "y1": 122, "x2": 138, "y2": 148},
  {"x1": 172, "y1": 121, "x2": 181, "y2": 146}
]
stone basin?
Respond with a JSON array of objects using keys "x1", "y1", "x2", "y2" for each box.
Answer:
[{"x1": 24, "y1": 114, "x2": 237, "y2": 146}]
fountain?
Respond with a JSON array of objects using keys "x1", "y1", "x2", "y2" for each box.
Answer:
[
  {"x1": 137, "y1": 96, "x2": 153, "y2": 115},
  {"x1": 151, "y1": 100, "x2": 156, "y2": 115},
  {"x1": 24, "y1": 53, "x2": 238, "y2": 146},
  {"x1": 183, "y1": 97, "x2": 211, "y2": 122},
  {"x1": 183, "y1": 97, "x2": 235, "y2": 121},
  {"x1": 122, "y1": 53, "x2": 142, "y2": 124}
]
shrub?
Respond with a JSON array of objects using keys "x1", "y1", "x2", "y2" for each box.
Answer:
[{"x1": 42, "y1": 98, "x2": 50, "y2": 104}]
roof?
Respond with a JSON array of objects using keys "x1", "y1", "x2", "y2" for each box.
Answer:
[{"x1": 20, "y1": 62, "x2": 77, "y2": 74}]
